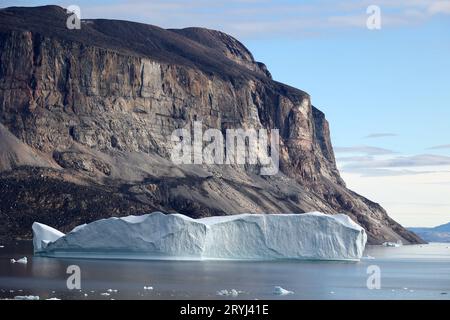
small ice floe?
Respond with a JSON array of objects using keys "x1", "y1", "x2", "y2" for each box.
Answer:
[
  {"x1": 363, "y1": 255, "x2": 376, "y2": 260},
  {"x1": 107, "y1": 289, "x2": 118, "y2": 293},
  {"x1": 382, "y1": 241, "x2": 403, "y2": 248},
  {"x1": 46, "y1": 298, "x2": 61, "y2": 301},
  {"x1": 100, "y1": 293, "x2": 111, "y2": 296},
  {"x1": 216, "y1": 289, "x2": 241, "y2": 297},
  {"x1": 143, "y1": 286, "x2": 154, "y2": 290},
  {"x1": 14, "y1": 295, "x2": 40, "y2": 300},
  {"x1": 330, "y1": 291, "x2": 336, "y2": 295},
  {"x1": 84, "y1": 293, "x2": 88, "y2": 297},
  {"x1": 273, "y1": 286, "x2": 294, "y2": 296},
  {"x1": 10, "y1": 257, "x2": 28, "y2": 264},
  {"x1": 0, "y1": 245, "x2": 5, "y2": 248}
]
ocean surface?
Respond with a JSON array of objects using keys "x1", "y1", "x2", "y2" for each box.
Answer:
[{"x1": 1, "y1": 242, "x2": 449, "y2": 300}]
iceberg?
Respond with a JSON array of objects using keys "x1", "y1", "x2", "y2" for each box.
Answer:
[
  {"x1": 273, "y1": 286, "x2": 294, "y2": 296},
  {"x1": 32, "y1": 212, "x2": 367, "y2": 261}
]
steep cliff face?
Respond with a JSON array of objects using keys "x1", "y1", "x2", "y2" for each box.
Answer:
[{"x1": 0, "y1": 6, "x2": 423, "y2": 244}]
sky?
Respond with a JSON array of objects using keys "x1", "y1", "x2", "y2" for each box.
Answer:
[{"x1": 2, "y1": 0, "x2": 450, "y2": 227}]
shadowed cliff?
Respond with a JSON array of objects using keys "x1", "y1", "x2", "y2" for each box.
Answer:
[{"x1": 0, "y1": 6, "x2": 423, "y2": 244}]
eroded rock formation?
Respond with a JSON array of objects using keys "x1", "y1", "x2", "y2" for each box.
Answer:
[{"x1": 0, "y1": 6, "x2": 423, "y2": 244}]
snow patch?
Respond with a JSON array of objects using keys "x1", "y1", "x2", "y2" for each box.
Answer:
[{"x1": 33, "y1": 212, "x2": 367, "y2": 261}]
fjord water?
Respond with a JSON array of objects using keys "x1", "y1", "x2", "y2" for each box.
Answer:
[{"x1": 1, "y1": 242, "x2": 449, "y2": 300}]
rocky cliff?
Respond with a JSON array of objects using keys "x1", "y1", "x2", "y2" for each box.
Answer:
[{"x1": 0, "y1": 6, "x2": 423, "y2": 244}]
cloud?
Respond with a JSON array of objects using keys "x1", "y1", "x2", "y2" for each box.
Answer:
[
  {"x1": 340, "y1": 167, "x2": 436, "y2": 177},
  {"x1": 342, "y1": 154, "x2": 450, "y2": 169},
  {"x1": 334, "y1": 145, "x2": 395, "y2": 155},
  {"x1": 428, "y1": 1, "x2": 450, "y2": 14},
  {"x1": 365, "y1": 133, "x2": 398, "y2": 139},
  {"x1": 336, "y1": 144, "x2": 450, "y2": 176},
  {"x1": 428, "y1": 144, "x2": 450, "y2": 150}
]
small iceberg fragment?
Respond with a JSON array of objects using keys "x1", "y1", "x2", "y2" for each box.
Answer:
[
  {"x1": 382, "y1": 241, "x2": 403, "y2": 248},
  {"x1": 0, "y1": 245, "x2": 5, "y2": 248},
  {"x1": 273, "y1": 286, "x2": 294, "y2": 296},
  {"x1": 32, "y1": 212, "x2": 367, "y2": 261},
  {"x1": 10, "y1": 257, "x2": 28, "y2": 264},
  {"x1": 100, "y1": 293, "x2": 110, "y2": 296},
  {"x1": 107, "y1": 289, "x2": 118, "y2": 293},
  {"x1": 143, "y1": 286, "x2": 154, "y2": 291},
  {"x1": 216, "y1": 289, "x2": 241, "y2": 297},
  {"x1": 14, "y1": 295, "x2": 39, "y2": 300}
]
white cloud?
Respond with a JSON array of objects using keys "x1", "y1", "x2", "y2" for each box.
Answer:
[
  {"x1": 428, "y1": 144, "x2": 450, "y2": 150},
  {"x1": 428, "y1": 0, "x2": 450, "y2": 14},
  {"x1": 365, "y1": 133, "x2": 398, "y2": 139},
  {"x1": 341, "y1": 167, "x2": 450, "y2": 227},
  {"x1": 335, "y1": 145, "x2": 395, "y2": 155}
]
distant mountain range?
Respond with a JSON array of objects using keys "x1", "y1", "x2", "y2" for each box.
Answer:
[{"x1": 409, "y1": 222, "x2": 450, "y2": 243}]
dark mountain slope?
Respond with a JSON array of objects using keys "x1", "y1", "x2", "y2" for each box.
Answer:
[{"x1": 0, "y1": 5, "x2": 423, "y2": 244}]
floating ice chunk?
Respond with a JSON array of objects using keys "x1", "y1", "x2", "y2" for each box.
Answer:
[
  {"x1": 100, "y1": 293, "x2": 110, "y2": 296},
  {"x1": 10, "y1": 257, "x2": 28, "y2": 264},
  {"x1": 107, "y1": 289, "x2": 118, "y2": 293},
  {"x1": 217, "y1": 289, "x2": 241, "y2": 297},
  {"x1": 46, "y1": 298, "x2": 61, "y2": 300},
  {"x1": 32, "y1": 212, "x2": 367, "y2": 261},
  {"x1": 382, "y1": 241, "x2": 403, "y2": 248},
  {"x1": 14, "y1": 296, "x2": 39, "y2": 300},
  {"x1": 0, "y1": 245, "x2": 4, "y2": 248},
  {"x1": 273, "y1": 286, "x2": 294, "y2": 296},
  {"x1": 143, "y1": 286, "x2": 154, "y2": 290}
]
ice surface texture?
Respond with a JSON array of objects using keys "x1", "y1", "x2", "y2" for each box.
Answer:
[{"x1": 33, "y1": 212, "x2": 367, "y2": 261}]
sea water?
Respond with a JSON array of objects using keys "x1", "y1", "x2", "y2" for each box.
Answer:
[{"x1": 0, "y1": 241, "x2": 449, "y2": 300}]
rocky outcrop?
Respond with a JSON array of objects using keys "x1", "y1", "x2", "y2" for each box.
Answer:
[{"x1": 0, "y1": 6, "x2": 423, "y2": 244}]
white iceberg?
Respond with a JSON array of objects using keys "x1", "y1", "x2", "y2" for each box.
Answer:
[
  {"x1": 32, "y1": 212, "x2": 367, "y2": 261},
  {"x1": 14, "y1": 295, "x2": 40, "y2": 300},
  {"x1": 273, "y1": 286, "x2": 294, "y2": 296},
  {"x1": 382, "y1": 241, "x2": 403, "y2": 248},
  {"x1": 10, "y1": 257, "x2": 28, "y2": 264},
  {"x1": 216, "y1": 289, "x2": 242, "y2": 297}
]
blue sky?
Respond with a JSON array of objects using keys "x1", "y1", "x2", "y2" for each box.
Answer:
[{"x1": 2, "y1": 0, "x2": 450, "y2": 227}]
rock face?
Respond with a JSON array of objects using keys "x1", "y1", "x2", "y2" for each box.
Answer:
[
  {"x1": 33, "y1": 212, "x2": 368, "y2": 261},
  {"x1": 0, "y1": 6, "x2": 423, "y2": 244}
]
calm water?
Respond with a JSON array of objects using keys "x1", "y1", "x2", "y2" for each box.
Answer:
[{"x1": 1, "y1": 242, "x2": 449, "y2": 300}]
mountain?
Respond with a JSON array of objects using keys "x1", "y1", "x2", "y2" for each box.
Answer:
[
  {"x1": 409, "y1": 222, "x2": 450, "y2": 243},
  {"x1": 0, "y1": 6, "x2": 423, "y2": 244}
]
